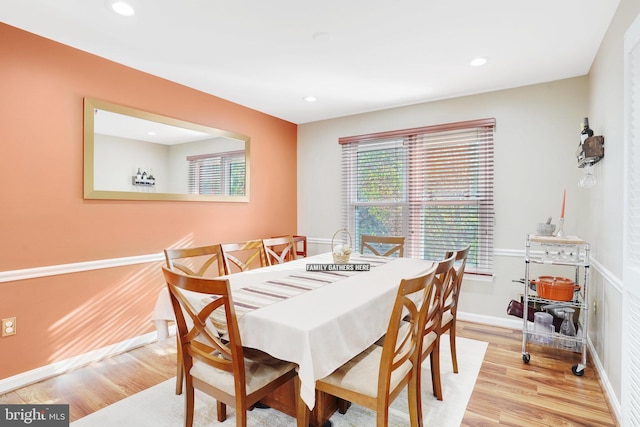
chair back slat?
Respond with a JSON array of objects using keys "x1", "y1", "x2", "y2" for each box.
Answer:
[
  {"x1": 164, "y1": 244, "x2": 227, "y2": 277},
  {"x1": 221, "y1": 240, "x2": 269, "y2": 273},
  {"x1": 442, "y1": 246, "x2": 470, "y2": 318},
  {"x1": 424, "y1": 254, "x2": 455, "y2": 339},
  {"x1": 360, "y1": 235, "x2": 405, "y2": 257},
  {"x1": 263, "y1": 236, "x2": 297, "y2": 265}
]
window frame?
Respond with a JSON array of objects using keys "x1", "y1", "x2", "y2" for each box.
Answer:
[{"x1": 340, "y1": 118, "x2": 495, "y2": 275}]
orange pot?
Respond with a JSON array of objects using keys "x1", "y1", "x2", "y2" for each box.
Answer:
[
  {"x1": 531, "y1": 276, "x2": 579, "y2": 301},
  {"x1": 537, "y1": 276, "x2": 574, "y2": 286}
]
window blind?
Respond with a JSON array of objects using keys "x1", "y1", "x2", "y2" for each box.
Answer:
[
  {"x1": 340, "y1": 118, "x2": 495, "y2": 274},
  {"x1": 187, "y1": 151, "x2": 245, "y2": 196}
]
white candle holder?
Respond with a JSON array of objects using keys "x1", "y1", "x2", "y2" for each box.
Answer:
[{"x1": 555, "y1": 218, "x2": 567, "y2": 238}]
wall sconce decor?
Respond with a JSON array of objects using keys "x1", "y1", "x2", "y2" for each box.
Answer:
[
  {"x1": 577, "y1": 135, "x2": 604, "y2": 168},
  {"x1": 576, "y1": 117, "x2": 604, "y2": 189}
]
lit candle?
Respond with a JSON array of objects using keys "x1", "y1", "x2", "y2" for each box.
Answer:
[{"x1": 560, "y1": 189, "x2": 566, "y2": 219}]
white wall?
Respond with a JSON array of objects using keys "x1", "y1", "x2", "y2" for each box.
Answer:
[
  {"x1": 94, "y1": 134, "x2": 169, "y2": 192},
  {"x1": 298, "y1": 75, "x2": 588, "y2": 310},
  {"x1": 582, "y1": 0, "x2": 640, "y2": 413}
]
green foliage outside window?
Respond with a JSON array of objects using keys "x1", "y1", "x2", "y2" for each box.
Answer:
[
  {"x1": 230, "y1": 161, "x2": 245, "y2": 196},
  {"x1": 354, "y1": 147, "x2": 405, "y2": 252}
]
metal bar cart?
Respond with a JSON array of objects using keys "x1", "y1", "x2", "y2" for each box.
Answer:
[{"x1": 521, "y1": 234, "x2": 590, "y2": 376}]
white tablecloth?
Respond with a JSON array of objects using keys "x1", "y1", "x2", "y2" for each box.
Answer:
[{"x1": 151, "y1": 253, "x2": 434, "y2": 409}]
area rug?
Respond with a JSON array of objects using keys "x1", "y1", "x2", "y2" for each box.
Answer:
[{"x1": 72, "y1": 336, "x2": 487, "y2": 427}]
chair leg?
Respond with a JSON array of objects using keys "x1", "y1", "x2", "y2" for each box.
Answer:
[
  {"x1": 176, "y1": 336, "x2": 184, "y2": 394},
  {"x1": 430, "y1": 342, "x2": 443, "y2": 401},
  {"x1": 376, "y1": 400, "x2": 390, "y2": 427},
  {"x1": 176, "y1": 347, "x2": 183, "y2": 395},
  {"x1": 294, "y1": 376, "x2": 310, "y2": 427},
  {"x1": 217, "y1": 401, "x2": 227, "y2": 422},
  {"x1": 235, "y1": 407, "x2": 247, "y2": 427},
  {"x1": 185, "y1": 383, "x2": 195, "y2": 427},
  {"x1": 450, "y1": 325, "x2": 458, "y2": 374},
  {"x1": 337, "y1": 398, "x2": 350, "y2": 414},
  {"x1": 411, "y1": 364, "x2": 423, "y2": 427}
]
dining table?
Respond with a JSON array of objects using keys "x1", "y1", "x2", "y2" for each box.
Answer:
[{"x1": 151, "y1": 251, "x2": 435, "y2": 423}]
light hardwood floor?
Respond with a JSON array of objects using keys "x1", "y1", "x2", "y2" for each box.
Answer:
[{"x1": 0, "y1": 320, "x2": 619, "y2": 426}]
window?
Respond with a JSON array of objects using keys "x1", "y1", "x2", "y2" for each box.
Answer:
[
  {"x1": 187, "y1": 151, "x2": 245, "y2": 196},
  {"x1": 340, "y1": 118, "x2": 495, "y2": 275}
]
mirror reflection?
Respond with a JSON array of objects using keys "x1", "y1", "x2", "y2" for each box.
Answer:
[{"x1": 84, "y1": 98, "x2": 250, "y2": 202}]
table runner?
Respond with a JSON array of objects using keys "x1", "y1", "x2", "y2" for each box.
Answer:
[
  {"x1": 205, "y1": 254, "x2": 393, "y2": 328},
  {"x1": 150, "y1": 253, "x2": 388, "y2": 340}
]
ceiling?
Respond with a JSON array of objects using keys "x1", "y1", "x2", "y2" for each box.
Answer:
[{"x1": 1, "y1": 0, "x2": 621, "y2": 124}]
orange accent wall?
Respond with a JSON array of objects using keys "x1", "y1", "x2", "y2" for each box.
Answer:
[{"x1": 0, "y1": 23, "x2": 297, "y2": 379}]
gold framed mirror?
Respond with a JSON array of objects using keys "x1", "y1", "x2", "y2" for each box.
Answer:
[{"x1": 83, "y1": 97, "x2": 250, "y2": 202}]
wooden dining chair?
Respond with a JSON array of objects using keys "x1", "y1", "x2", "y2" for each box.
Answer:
[
  {"x1": 272, "y1": 235, "x2": 307, "y2": 258},
  {"x1": 162, "y1": 266, "x2": 297, "y2": 427},
  {"x1": 164, "y1": 244, "x2": 227, "y2": 395},
  {"x1": 221, "y1": 240, "x2": 269, "y2": 274},
  {"x1": 419, "y1": 253, "x2": 455, "y2": 401},
  {"x1": 360, "y1": 235, "x2": 405, "y2": 257},
  {"x1": 374, "y1": 255, "x2": 455, "y2": 402},
  {"x1": 262, "y1": 235, "x2": 297, "y2": 265},
  {"x1": 296, "y1": 264, "x2": 438, "y2": 427},
  {"x1": 439, "y1": 245, "x2": 470, "y2": 376},
  {"x1": 292, "y1": 235, "x2": 307, "y2": 258}
]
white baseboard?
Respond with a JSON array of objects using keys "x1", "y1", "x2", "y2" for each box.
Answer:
[
  {"x1": 0, "y1": 331, "x2": 161, "y2": 395},
  {"x1": 458, "y1": 311, "x2": 523, "y2": 329},
  {"x1": 586, "y1": 336, "x2": 622, "y2": 424}
]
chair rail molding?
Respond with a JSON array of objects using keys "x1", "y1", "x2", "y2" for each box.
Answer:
[
  {"x1": 0, "y1": 253, "x2": 164, "y2": 283},
  {"x1": 0, "y1": 244, "x2": 621, "y2": 293}
]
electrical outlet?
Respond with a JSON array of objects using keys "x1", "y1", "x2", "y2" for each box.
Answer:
[{"x1": 2, "y1": 317, "x2": 16, "y2": 337}]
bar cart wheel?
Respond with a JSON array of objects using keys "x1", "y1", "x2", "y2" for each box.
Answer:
[
  {"x1": 522, "y1": 353, "x2": 530, "y2": 363},
  {"x1": 572, "y1": 364, "x2": 585, "y2": 376}
]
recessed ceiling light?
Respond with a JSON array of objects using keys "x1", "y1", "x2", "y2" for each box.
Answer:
[
  {"x1": 470, "y1": 57, "x2": 488, "y2": 67},
  {"x1": 304, "y1": 96, "x2": 317, "y2": 103},
  {"x1": 110, "y1": 1, "x2": 135, "y2": 17}
]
